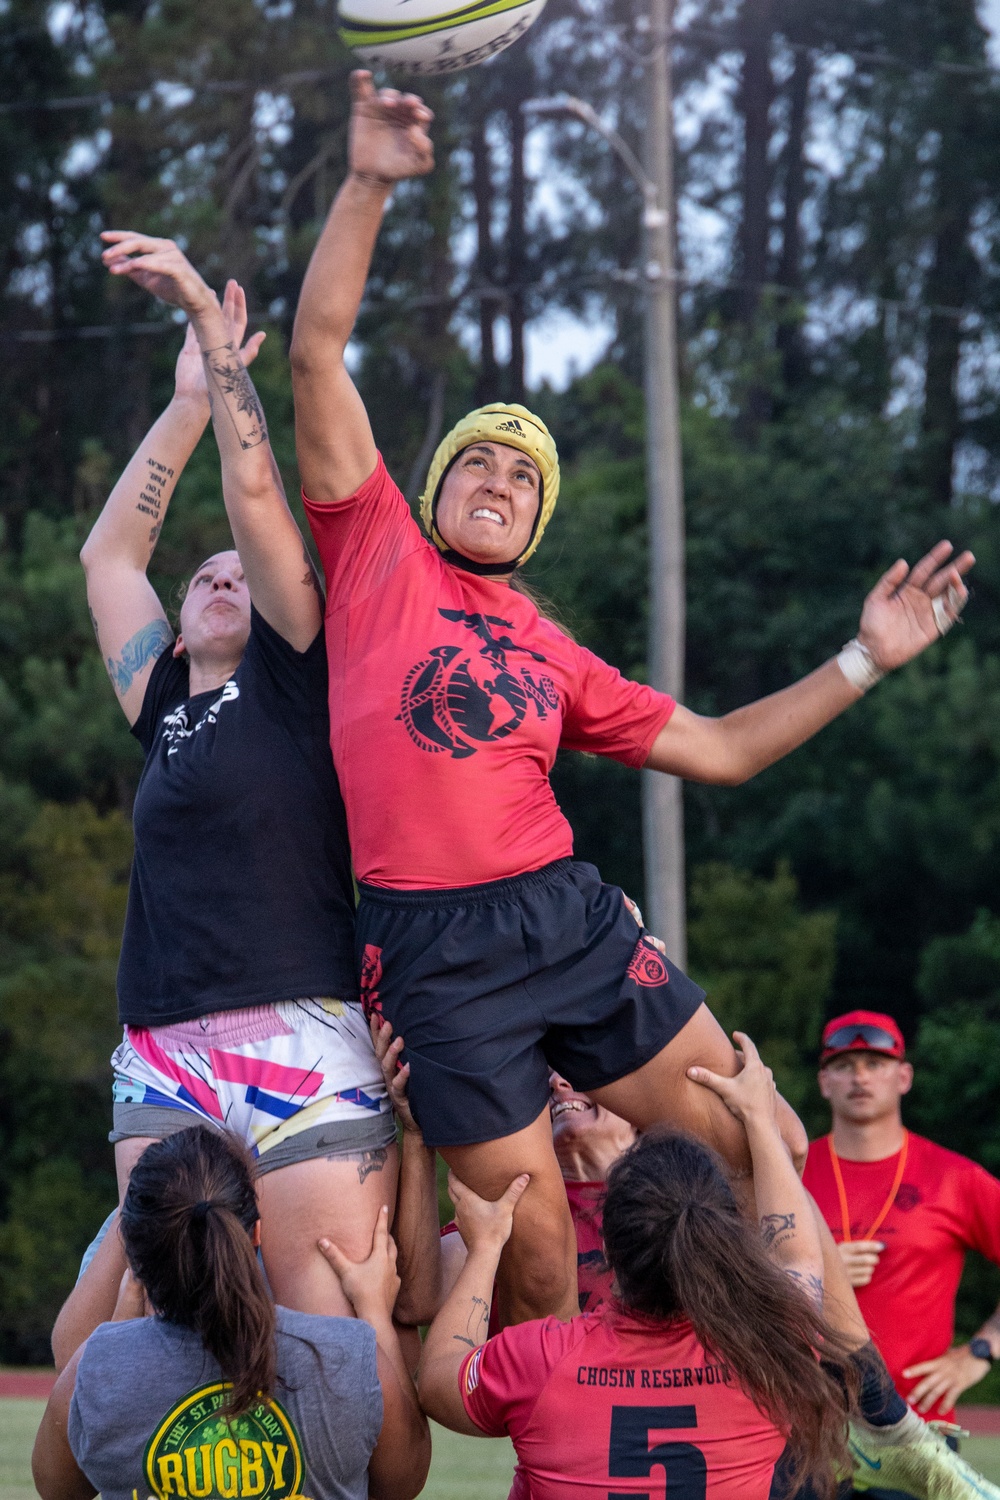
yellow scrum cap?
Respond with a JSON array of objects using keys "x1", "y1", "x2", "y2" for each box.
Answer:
[{"x1": 420, "y1": 403, "x2": 560, "y2": 567}]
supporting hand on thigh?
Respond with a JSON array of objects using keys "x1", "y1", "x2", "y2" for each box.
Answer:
[
  {"x1": 319, "y1": 1204, "x2": 400, "y2": 1324},
  {"x1": 449, "y1": 1170, "x2": 530, "y2": 1258}
]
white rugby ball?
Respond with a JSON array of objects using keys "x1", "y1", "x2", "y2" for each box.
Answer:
[{"x1": 338, "y1": 0, "x2": 548, "y2": 75}]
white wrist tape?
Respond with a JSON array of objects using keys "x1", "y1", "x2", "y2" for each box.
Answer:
[
  {"x1": 932, "y1": 583, "x2": 966, "y2": 637},
  {"x1": 837, "y1": 638, "x2": 884, "y2": 693}
]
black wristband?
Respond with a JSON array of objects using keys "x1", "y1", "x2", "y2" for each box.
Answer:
[{"x1": 970, "y1": 1337, "x2": 993, "y2": 1364}]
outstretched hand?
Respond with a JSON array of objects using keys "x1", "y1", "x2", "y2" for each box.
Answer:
[
  {"x1": 101, "y1": 231, "x2": 218, "y2": 316},
  {"x1": 318, "y1": 1204, "x2": 400, "y2": 1324},
  {"x1": 857, "y1": 542, "x2": 975, "y2": 671},
  {"x1": 687, "y1": 1031, "x2": 778, "y2": 1128},
  {"x1": 448, "y1": 1169, "x2": 530, "y2": 1255},
  {"x1": 348, "y1": 70, "x2": 434, "y2": 185}
]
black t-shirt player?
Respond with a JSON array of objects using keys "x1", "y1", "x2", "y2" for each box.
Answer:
[{"x1": 119, "y1": 606, "x2": 357, "y2": 1027}]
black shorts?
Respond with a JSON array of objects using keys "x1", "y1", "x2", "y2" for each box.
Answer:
[{"x1": 356, "y1": 858, "x2": 705, "y2": 1148}]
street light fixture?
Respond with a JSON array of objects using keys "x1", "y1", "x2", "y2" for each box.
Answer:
[{"x1": 523, "y1": 0, "x2": 687, "y2": 965}]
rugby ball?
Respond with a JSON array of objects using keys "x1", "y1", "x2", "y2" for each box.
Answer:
[{"x1": 338, "y1": 0, "x2": 548, "y2": 75}]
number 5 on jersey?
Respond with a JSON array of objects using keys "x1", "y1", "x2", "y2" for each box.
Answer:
[{"x1": 608, "y1": 1404, "x2": 706, "y2": 1500}]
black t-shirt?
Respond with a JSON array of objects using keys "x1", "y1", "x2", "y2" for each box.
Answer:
[{"x1": 117, "y1": 606, "x2": 357, "y2": 1026}]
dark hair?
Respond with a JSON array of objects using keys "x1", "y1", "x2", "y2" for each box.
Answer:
[
  {"x1": 602, "y1": 1131, "x2": 857, "y2": 1499},
  {"x1": 120, "y1": 1126, "x2": 276, "y2": 1416}
]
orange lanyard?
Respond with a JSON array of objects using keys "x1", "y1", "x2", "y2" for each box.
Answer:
[{"x1": 827, "y1": 1131, "x2": 909, "y2": 1243}]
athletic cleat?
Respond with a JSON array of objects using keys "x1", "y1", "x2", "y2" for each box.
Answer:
[{"x1": 850, "y1": 1409, "x2": 1000, "y2": 1499}]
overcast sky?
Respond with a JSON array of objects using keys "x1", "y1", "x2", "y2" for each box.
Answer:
[{"x1": 525, "y1": 0, "x2": 1000, "y2": 389}]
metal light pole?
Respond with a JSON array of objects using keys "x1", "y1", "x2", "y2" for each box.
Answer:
[
  {"x1": 639, "y1": 0, "x2": 686, "y2": 966},
  {"x1": 524, "y1": 0, "x2": 687, "y2": 962}
]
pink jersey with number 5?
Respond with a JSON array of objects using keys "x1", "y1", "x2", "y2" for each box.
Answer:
[{"x1": 460, "y1": 1308, "x2": 785, "y2": 1500}]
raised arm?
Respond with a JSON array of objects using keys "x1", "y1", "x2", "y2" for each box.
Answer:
[
  {"x1": 289, "y1": 71, "x2": 434, "y2": 503},
  {"x1": 417, "y1": 1171, "x2": 529, "y2": 1435},
  {"x1": 51, "y1": 1211, "x2": 128, "y2": 1373},
  {"x1": 647, "y1": 542, "x2": 975, "y2": 785},
  {"x1": 34, "y1": 1266, "x2": 148, "y2": 1500},
  {"x1": 79, "y1": 325, "x2": 207, "y2": 724},
  {"x1": 689, "y1": 1032, "x2": 824, "y2": 1295},
  {"x1": 101, "y1": 234, "x2": 320, "y2": 652}
]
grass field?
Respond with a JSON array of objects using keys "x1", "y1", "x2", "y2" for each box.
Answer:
[
  {"x1": 6, "y1": 1398, "x2": 1000, "y2": 1498},
  {"x1": 0, "y1": 1402, "x2": 516, "y2": 1499}
]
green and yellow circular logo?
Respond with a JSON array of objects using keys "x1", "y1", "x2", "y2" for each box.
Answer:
[{"x1": 142, "y1": 1382, "x2": 305, "y2": 1498}]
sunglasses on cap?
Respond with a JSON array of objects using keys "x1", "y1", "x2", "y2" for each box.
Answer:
[{"x1": 822, "y1": 1023, "x2": 900, "y2": 1054}]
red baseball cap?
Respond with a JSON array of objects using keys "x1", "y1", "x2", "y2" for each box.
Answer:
[{"x1": 820, "y1": 1009, "x2": 906, "y2": 1064}]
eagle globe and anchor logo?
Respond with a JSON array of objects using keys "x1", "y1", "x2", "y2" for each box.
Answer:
[
  {"x1": 398, "y1": 607, "x2": 559, "y2": 758},
  {"x1": 141, "y1": 1381, "x2": 308, "y2": 1499}
]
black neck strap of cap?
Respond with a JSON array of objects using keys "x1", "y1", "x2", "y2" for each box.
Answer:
[{"x1": 438, "y1": 549, "x2": 519, "y2": 577}]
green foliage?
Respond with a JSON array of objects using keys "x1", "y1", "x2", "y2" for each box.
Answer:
[
  {"x1": 0, "y1": 796, "x2": 129, "y2": 1357},
  {"x1": 687, "y1": 862, "x2": 835, "y2": 1127},
  {"x1": 0, "y1": 1160, "x2": 114, "y2": 1364},
  {"x1": 908, "y1": 913, "x2": 1000, "y2": 1174}
]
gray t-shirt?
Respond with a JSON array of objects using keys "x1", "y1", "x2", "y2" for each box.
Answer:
[{"x1": 67, "y1": 1306, "x2": 382, "y2": 1500}]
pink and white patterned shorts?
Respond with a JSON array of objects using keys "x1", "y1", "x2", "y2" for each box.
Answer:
[{"x1": 110, "y1": 998, "x2": 391, "y2": 1169}]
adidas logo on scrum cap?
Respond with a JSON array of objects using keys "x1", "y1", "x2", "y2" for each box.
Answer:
[{"x1": 494, "y1": 418, "x2": 524, "y2": 433}]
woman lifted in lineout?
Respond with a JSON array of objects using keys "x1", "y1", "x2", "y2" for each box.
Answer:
[
  {"x1": 79, "y1": 235, "x2": 398, "y2": 1321},
  {"x1": 289, "y1": 72, "x2": 973, "y2": 1329}
]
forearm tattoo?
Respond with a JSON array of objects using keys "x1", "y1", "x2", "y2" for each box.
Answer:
[
  {"x1": 785, "y1": 1268, "x2": 824, "y2": 1305},
  {"x1": 135, "y1": 455, "x2": 174, "y2": 549},
  {"x1": 761, "y1": 1212, "x2": 796, "y2": 1250},
  {"x1": 106, "y1": 619, "x2": 173, "y2": 696},
  {"x1": 453, "y1": 1295, "x2": 491, "y2": 1349},
  {"x1": 203, "y1": 342, "x2": 268, "y2": 449}
]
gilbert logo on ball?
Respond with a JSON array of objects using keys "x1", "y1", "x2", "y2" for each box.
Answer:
[{"x1": 338, "y1": 0, "x2": 549, "y2": 75}]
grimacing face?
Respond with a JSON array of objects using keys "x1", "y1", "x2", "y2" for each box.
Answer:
[
  {"x1": 818, "y1": 1051, "x2": 913, "y2": 1125},
  {"x1": 435, "y1": 441, "x2": 541, "y2": 568},
  {"x1": 175, "y1": 550, "x2": 251, "y2": 665}
]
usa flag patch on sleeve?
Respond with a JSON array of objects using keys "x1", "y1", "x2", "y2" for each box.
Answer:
[{"x1": 464, "y1": 1346, "x2": 484, "y2": 1394}]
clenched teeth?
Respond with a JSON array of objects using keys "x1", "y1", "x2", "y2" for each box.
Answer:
[{"x1": 471, "y1": 508, "x2": 505, "y2": 525}]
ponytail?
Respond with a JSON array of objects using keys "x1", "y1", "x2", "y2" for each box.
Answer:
[
  {"x1": 603, "y1": 1132, "x2": 858, "y2": 1500},
  {"x1": 121, "y1": 1126, "x2": 276, "y2": 1416}
]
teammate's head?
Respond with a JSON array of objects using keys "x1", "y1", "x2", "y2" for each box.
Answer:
[
  {"x1": 548, "y1": 1071, "x2": 636, "y2": 1181},
  {"x1": 120, "y1": 1125, "x2": 275, "y2": 1415},
  {"x1": 818, "y1": 1010, "x2": 912, "y2": 1126},
  {"x1": 602, "y1": 1130, "x2": 856, "y2": 1498},
  {"x1": 420, "y1": 404, "x2": 560, "y2": 574},
  {"x1": 175, "y1": 549, "x2": 250, "y2": 666}
]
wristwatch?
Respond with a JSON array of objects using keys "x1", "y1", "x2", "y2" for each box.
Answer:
[{"x1": 970, "y1": 1337, "x2": 994, "y2": 1364}]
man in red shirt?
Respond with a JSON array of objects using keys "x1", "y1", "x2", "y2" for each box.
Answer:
[{"x1": 804, "y1": 1010, "x2": 1000, "y2": 1431}]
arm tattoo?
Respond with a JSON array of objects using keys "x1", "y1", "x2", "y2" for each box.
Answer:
[
  {"x1": 106, "y1": 619, "x2": 173, "y2": 696},
  {"x1": 203, "y1": 341, "x2": 268, "y2": 449},
  {"x1": 452, "y1": 1296, "x2": 491, "y2": 1349},
  {"x1": 761, "y1": 1212, "x2": 796, "y2": 1250},
  {"x1": 785, "y1": 1268, "x2": 824, "y2": 1305},
  {"x1": 134, "y1": 455, "x2": 174, "y2": 548}
]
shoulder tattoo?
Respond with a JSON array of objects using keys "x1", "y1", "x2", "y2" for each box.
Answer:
[{"x1": 106, "y1": 618, "x2": 174, "y2": 697}]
